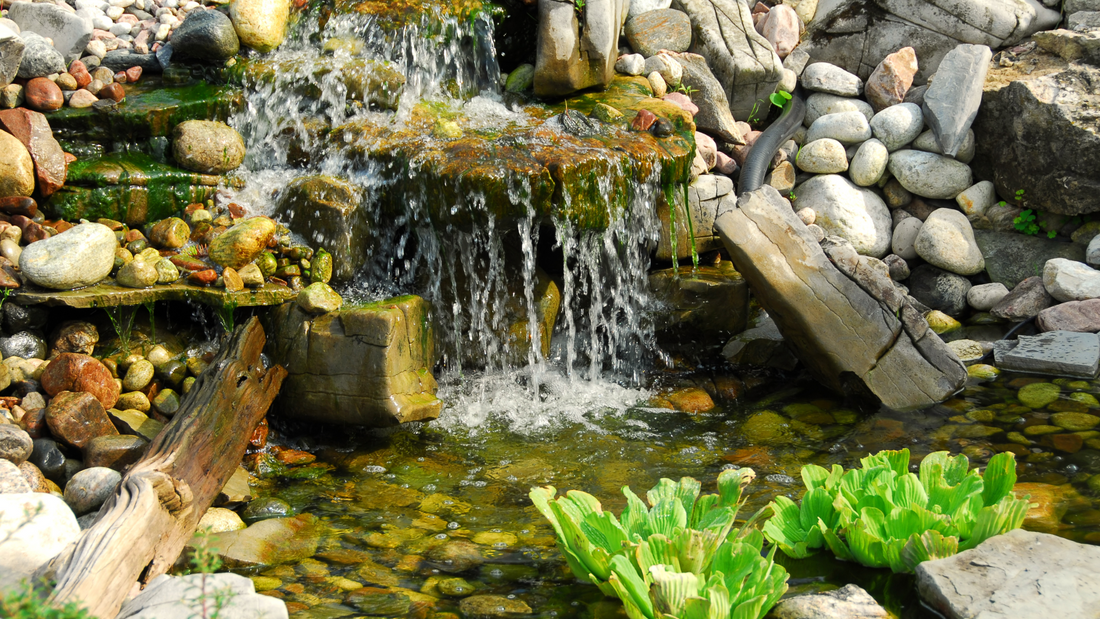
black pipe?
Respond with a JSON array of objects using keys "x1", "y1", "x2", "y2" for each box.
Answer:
[{"x1": 738, "y1": 87, "x2": 807, "y2": 193}]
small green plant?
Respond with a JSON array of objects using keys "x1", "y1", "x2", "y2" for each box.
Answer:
[
  {"x1": 187, "y1": 527, "x2": 232, "y2": 619},
  {"x1": 762, "y1": 449, "x2": 1030, "y2": 574},
  {"x1": 216, "y1": 298, "x2": 238, "y2": 334},
  {"x1": 104, "y1": 306, "x2": 138, "y2": 355},
  {"x1": 672, "y1": 82, "x2": 698, "y2": 96},
  {"x1": 530, "y1": 468, "x2": 789, "y2": 619},
  {"x1": 747, "y1": 99, "x2": 764, "y2": 124},
  {"x1": 1013, "y1": 208, "x2": 1040, "y2": 235},
  {"x1": 573, "y1": 0, "x2": 585, "y2": 14},
  {"x1": 768, "y1": 90, "x2": 792, "y2": 109}
]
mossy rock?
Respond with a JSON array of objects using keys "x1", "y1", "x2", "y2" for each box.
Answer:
[
  {"x1": 741, "y1": 410, "x2": 790, "y2": 445},
  {"x1": 1018, "y1": 382, "x2": 1061, "y2": 409}
]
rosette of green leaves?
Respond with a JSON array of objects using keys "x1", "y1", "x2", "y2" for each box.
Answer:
[
  {"x1": 530, "y1": 468, "x2": 788, "y2": 619},
  {"x1": 762, "y1": 449, "x2": 1030, "y2": 573}
]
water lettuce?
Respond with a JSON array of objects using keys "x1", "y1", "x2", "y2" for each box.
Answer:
[
  {"x1": 530, "y1": 468, "x2": 788, "y2": 619},
  {"x1": 762, "y1": 449, "x2": 1030, "y2": 573}
]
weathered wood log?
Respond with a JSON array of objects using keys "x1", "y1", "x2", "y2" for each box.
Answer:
[{"x1": 40, "y1": 316, "x2": 287, "y2": 619}]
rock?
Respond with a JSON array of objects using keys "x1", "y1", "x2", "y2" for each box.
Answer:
[
  {"x1": 0, "y1": 130, "x2": 34, "y2": 198},
  {"x1": 198, "y1": 506, "x2": 246, "y2": 533},
  {"x1": 795, "y1": 138, "x2": 848, "y2": 174},
  {"x1": 976, "y1": 229, "x2": 1086, "y2": 288},
  {"x1": 296, "y1": 282, "x2": 342, "y2": 314},
  {"x1": 676, "y1": 0, "x2": 783, "y2": 119},
  {"x1": 926, "y1": 310, "x2": 962, "y2": 335},
  {"x1": 84, "y1": 434, "x2": 147, "y2": 471},
  {"x1": 46, "y1": 391, "x2": 118, "y2": 449},
  {"x1": 173, "y1": 120, "x2": 245, "y2": 174},
  {"x1": 63, "y1": 466, "x2": 120, "y2": 515},
  {"x1": 41, "y1": 353, "x2": 119, "y2": 409},
  {"x1": 50, "y1": 320, "x2": 98, "y2": 357},
  {"x1": 148, "y1": 217, "x2": 190, "y2": 249},
  {"x1": 154, "y1": 259, "x2": 180, "y2": 284},
  {"x1": 868, "y1": 102, "x2": 924, "y2": 151},
  {"x1": 917, "y1": 529, "x2": 1100, "y2": 619},
  {"x1": 428, "y1": 539, "x2": 485, "y2": 573},
  {"x1": 968, "y1": 283, "x2": 1009, "y2": 311},
  {"x1": 0, "y1": 493, "x2": 80, "y2": 590},
  {"x1": 805, "y1": 111, "x2": 871, "y2": 145},
  {"x1": 848, "y1": 138, "x2": 888, "y2": 186},
  {"x1": 0, "y1": 24, "x2": 23, "y2": 88},
  {"x1": 912, "y1": 128, "x2": 975, "y2": 163},
  {"x1": 990, "y1": 276, "x2": 1053, "y2": 322},
  {"x1": 1032, "y1": 27, "x2": 1100, "y2": 66},
  {"x1": 115, "y1": 258, "x2": 159, "y2": 288},
  {"x1": 1051, "y1": 412, "x2": 1100, "y2": 432},
  {"x1": 19, "y1": 223, "x2": 116, "y2": 290},
  {"x1": 909, "y1": 264, "x2": 971, "y2": 317},
  {"x1": 231, "y1": 0, "x2": 291, "y2": 53},
  {"x1": 274, "y1": 176, "x2": 368, "y2": 283},
  {"x1": 0, "y1": 458, "x2": 31, "y2": 493},
  {"x1": 152, "y1": 389, "x2": 180, "y2": 416},
  {"x1": 913, "y1": 208, "x2": 983, "y2": 276},
  {"x1": 644, "y1": 53, "x2": 682, "y2": 86},
  {"x1": 792, "y1": 174, "x2": 891, "y2": 257},
  {"x1": 0, "y1": 424, "x2": 32, "y2": 466},
  {"x1": 803, "y1": 92, "x2": 873, "y2": 127},
  {"x1": 23, "y1": 76, "x2": 63, "y2": 113},
  {"x1": 1044, "y1": 258, "x2": 1100, "y2": 302},
  {"x1": 994, "y1": 331, "x2": 1100, "y2": 378},
  {"x1": 266, "y1": 297, "x2": 441, "y2": 426},
  {"x1": 459, "y1": 595, "x2": 532, "y2": 618},
  {"x1": 170, "y1": 8, "x2": 239, "y2": 60},
  {"x1": 613, "y1": 54, "x2": 644, "y2": 77},
  {"x1": 884, "y1": 253, "x2": 910, "y2": 280},
  {"x1": 649, "y1": 263, "x2": 749, "y2": 341},
  {"x1": 762, "y1": 4, "x2": 800, "y2": 59},
  {"x1": 16, "y1": 35, "x2": 65, "y2": 80},
  {"x1": 624, "y1": 9, "x2": 691, "y2": 58},
  {"x1": 922, "y1": 44, "x2": 991, "y2": 158},
  {"x1": 216, "y1": 466, "x2": 252, "y2": 507},
  {"x1": 8, "y1": 2, "x2": 93, "y2": 64},
  {"x1": 533, "y1": 0, "x2": 628, "y2": 97},
  {"x1": 208, "y1": 217, "x2": 276, "y2": 269},
  {"x1": 116, "y1": 573, "x2": 289, "y2": 619},
  {"x1": 504, "y1": 63, "x2": 535, "y2": 91},
  {"x1": 887, "y1": 150, "x2": 972, "y2": 200},
  {"x1": 864, "y1": 46, "x2": 917, "y2": 112},
  {"x1": 1037, "y1": 299, "x2": 1100, "y2": 333},
  {"x1": 955, "y1": 181, "x2": 995, "y2": 223},
  {"x1": 646, "y1": 72, "x2": 666, "y2": 99},
  {"x1": 1, "y1": 334, "x2": 44, "y2": 361},
  {"x1": 771, "y1": 584, "x2": 887, "y2": 619},
  {"x1": 801, "y1": 62, "x2": 862, "y2": 96},
  {"x1": 204, "y1": 514, "x2": 323, "y2": 568},
  {"x1": 765, "y1": 160, "x2": 796, "y2": 194},
  {"x1": 715, "y1": 186, "x2": 966, "y2": 411},
  {"x1": 241, "y1": 496, "x2": 292, "y2": 523},
  {"x1": 628, "y1": 0, "x2": 672, "y2": 17}
]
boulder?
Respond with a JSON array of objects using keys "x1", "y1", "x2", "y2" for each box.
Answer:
[
  {"x1": 116, "y1": 573, "x2": 288, "y2": 619},
  {"x1": 975, "y1": 229, "x2": 1086, "y2": 288},
  {"x1": 990, "y1": 276, "x2": 1053, "y2": 322},
  {"x1": 0, "y1": 108, "x2": 67, "y2": 198},
  {"x1": 8, "y1": 2, "x2": 92, "y2": 63},
  {"x1": 0, "y1": 493, "x2": 80, "y2": 591},
  {"x1": 921, "y1": 43, "x2": 991, "y2": 158},
  {"x1": 172, "y1": 120, "x2": 245, "y2": 174},
  {"x1": 202, "y1": 514, "x2": 322, "y2": 568},
  {"x1": 805, "y1": 110, "x2": 872, "y2": 145},
  {"x1": 0, "y1": 130, "x2": 34, "y2": 198},
  {"x1": 170, "y1": 9, "x2": 239, "y2": 60},
  {"x1": 17, "y1": 34, "x2": 65, "y2": 79},
  {"x1": 864, "y1": 46, "x2": 917, "y2": 112},
  {"x1": 913, "y1": 208, "x2": 983, "y2": 276},
  {"x1": 887, "y1": 149, "x2": 972, "y2": 199},
  {"x1": 1033, "y1": 27, "x2": 1100, "y2": 66},
  {"x1": 917, "y1": 529, "x2": 1100, "y2": 619},
  {"x1": 533, "y1": 0, "x2": 628, "y2": 97},
  {"x1": 792, "y1": 174, "x2": 891, "y2": 257},
  {"x1": 266, "y1": 296, "x2": 442, "y2": 426},
  {"x1": 1037, "y1": 299, "x2": 1100, "y2": 333},
  {"x1": 669, "y1": 52, "x2": 745, "y2": 144},
  {"x1": 676, "y1": 0, "x2": 783, "y2": 119},
  {"x1": 771, "y1": 584, "x2": 887, "y2": 619},
  {"x1": 624, "y1": 9, "x2": 691, "y2": 58},
  {"x1": 908, "y1": 264, "x2": 971, "y2": 317},
  {"x1": 715, "y1": 186, "x2": 965, "y2": 411},
  {"x1": 274, "y1": 175, "x2": 369, "y2": 283},
  {"x1": 230, "y1": 0, "x2": 291, "y2": 53},
  {"x1": 1043, "y1": 258, "x2": 1100, "y2": 302},
  {"x1": 801, "y1": 61, "x2": 863, "y2": 96},
  {"x1": 19, "y1": 223, "x2": 116, "y2": 290},
  {"x1": 972, "y1": 53, "x2": 1100, "y2": 216},
  {"x1": 0, "y1": 24, "x2": 23, "y2": 88}
]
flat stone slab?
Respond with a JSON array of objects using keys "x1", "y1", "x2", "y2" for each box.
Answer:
[
  {"x1": 12, "y1": 281, "x2": 296, "y2": 309},
  {"x1": 993, "y1": 330, "x2": 1100, "y2": 378},
  {"x1": 916, "y1": 529, "x2": 1100, "y2": 619}
]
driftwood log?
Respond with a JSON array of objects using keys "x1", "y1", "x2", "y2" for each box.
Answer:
[{"x1": 40, "y1": 316, "x2": 287, "y2": 618}]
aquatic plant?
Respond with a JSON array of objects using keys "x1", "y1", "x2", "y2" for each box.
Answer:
[
  {"x1": 530, "y1": 468, "x2": 789, "y2": 619},
  {"x1": 762, "y1": 449, "x2": 1029, "y2": 574}
]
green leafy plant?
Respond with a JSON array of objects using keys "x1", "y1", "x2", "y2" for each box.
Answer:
[
  {"x1": 768, "y1": 90, "x2": 792, "y2": 109},
  {"x1": 762, "y1": 449, "x2": 1030, "y2": 574},
  {"x1": 672, "y1": 83, "x2": 698, "y2": 96},
  {"x1": 186, "y1": 527, "x2": 232, "y2": 619},
  {"x1": 0, "y1": 505, "x2": 95, "y2": 618},
  {"x1": 530, "y1": 468, "x2": 789, "y2": 619},
  {"x1": 104, "y1": 306, "x2": 138, "y2": 355},
  {"x1": 1013, "y1": 209, "x2": 1040, "y2": 236}
]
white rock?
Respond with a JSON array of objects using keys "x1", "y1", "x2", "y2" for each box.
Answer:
[
  {"x1": 887, "y1": 149, "x2": 973, "y2": 200},
  {"x1": 803, "y1": 92, "x2": 874, "y2": 127},
  {"x1": 796, "y1": 138, "x2": 849, "y2": 174},
  {"x1": 955, "y1": 180, "x2": 996, "y2": 223},
  {"x1": 869, "y1": 102, "x2": 924, "y2": 151},
  {"x1": 106, "y1": 5, "x2": 124, "y2": 19},
  {"x1": 913, "y1": 128, "x2": 975, "y2": 164},
  {"x1": 627, "y1": 0, "x2": 672, "y2": 17},
  {"x1": 197, "y1": 506, "x2": 246, "y2": 533},
  {"x1": 647, "y1": 71, "x2": 666, "y2": 98},
  {"x1": 644, "y1": 53, "x2": 682, "y2": 86},
  {"x1": 19, "y1": 223, "x2": 117, "y2": 290},
  {"x1": 92, "y1": 14, "x2": 113, "y2": 30},
  {"x1": 614, "y1": 53, "x2": 645, "y2": 76},
  {"x1": 801, "y1": 62, "x2": 863, "y2": 96},
  {"x1": 967, "y1": 282, "x2": 1010, "y2": 311},
  {"x1": 794, "y1": 174, "x2": 891, "y2": 257},
  {"x1": 0, "y1": 493, "x2": 81, "y2": 592},
  {"x1": 848, "y1": 138, "x2": 889, "y2": 186},
  {"x1": 913, "y1": 208, "x2": 984, "y2": 276},
  {"x1": 1088, "y1": 235, "x2": 1100, "y2": 268},
  {"x1": 116, "y1": 573, "x2": 289, "y2": 619},
  {"x1": 1043, "y1": 258, "x2": 1100, "y2": 302},
  {"x1": 805, "y1": 110, "x2": 872, "y2": 145},
  {"x1": 85, "y1": 38, "x2": 106, "y2": 57},
  {"x1": 891, "y1": 217, "x2": 922, "y2": 260}
]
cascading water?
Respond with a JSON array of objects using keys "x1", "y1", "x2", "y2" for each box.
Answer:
[{"x1": 225, "y1": 2, "x2": 680, "y2": 430}]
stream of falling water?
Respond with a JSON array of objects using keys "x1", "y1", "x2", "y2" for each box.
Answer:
[{"x1": 227, "y1": 6, "x2": 666, "y2": 431}]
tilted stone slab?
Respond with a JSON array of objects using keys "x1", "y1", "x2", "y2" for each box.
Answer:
[
  {"x1": 714, "y1": 186, "x2": 965, "y2": 410},
  {"x1": 993, "y1": 331, "x2": 1100, "y2": 378},
  {"x1": 266, "y1": 295, "x2": 442, "y2": 426},
  {"x1": 922, "y1": 44, "x2": 991, "y2": 158}
]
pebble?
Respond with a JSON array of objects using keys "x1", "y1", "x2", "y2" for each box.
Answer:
[
  {"x1": 805, "y1": 111, "x2": 872, "y2": 145},
  {"x1": 152, "y1": 388, "x2": 179, "y2": 416},
  {"x1": 803, "y1": 92, "x2": 874, "y2": 126},
  {"x1": 796, "y1": 138, "x2": 849, "y2": 173},
  {"x1": 208, "y1": 217, "x2": 275, "y2": 269},
  {"x1": 913, "y1": 208, "x2": 984, "y2": 276},
  {"x1": 115, "y1": 258, "x2": 158, "y2": 288},
  {"x1": 84, "y1": 434, "x2": 147, "y2": 470},
  {"x1": 0, "y1": 458, "x2": 31, "y2": 493},
  {"x1": 869, "y1": 102, "x2": 924, "y2": 151},
  {"x1": 45, "y1": 391, "x2": 118, "y2": 449},
  {"x1": 848, "y1": 138, "x2": 889, "y2": 186},
  {"x1": 23, "y1": 77, "x2": 64, "y2": 112},
  {"x1": 172, "y1": 120, "x2": 245, "y2": 174},
  {"x1": 801, "y1": 62, "x2": 863, "y2": 96},
  {"x1": 122, "y1": 359, "x2": 154, "y2": 391},
  {"x1": 69, "y1": 89, "x2": 98, "y2": 108},
  {"x1": 864, "y1": 46, "x2": 918, "y2": 112},
  {"x1": 614, "y1": 53, "x2": 645, "y2": 76},
  {"x1": 40, "y1": 353, "x2": 119, "y2": 409},
  {"x1": 0, "y1": 424, "x2": 33, "y2": 466},
  {"x1": 63, "y1": 466, "x2": 121, "y2": 515},
  {"x1": 887, "y1": 150, "x2": 972, "y2": 200},
  {"x1": 644, "y1": 54, "x2": 682, "y2": 87},
  {"x1": 1044, "y1": 258, "x2": 1100, "y2": 302},
  {"x1": 967, "y1": 283, "x2": 1010, "y2": 311},
  {"x1": 297, "y1": 282, "x2": 343, "y2": 314}
]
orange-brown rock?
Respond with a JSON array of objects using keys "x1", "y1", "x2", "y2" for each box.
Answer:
[
  {"x1": 23, "y1": 77, "x2": 63, "y2": 112},
  {"x1": 865, "y1": 47, "x2": 918, "y2": 112},
  {"x1": 45, "y1": 391, "x2": 118, "y2": 449},
  {"x1": 40, "y1": 353, "x2": 120, "y2": 409},
  {"x1": 0, "y1": 108, "x2": 68, "y2": 197}
]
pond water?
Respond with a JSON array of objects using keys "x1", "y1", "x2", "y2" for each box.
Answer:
[{"x1": 234, "y1": 356, "x2": 1100, "y2": 619}]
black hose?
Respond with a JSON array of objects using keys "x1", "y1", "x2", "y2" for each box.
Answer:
[{"x1": 738, "y1": 87, "x2": 807, "y2": 193}]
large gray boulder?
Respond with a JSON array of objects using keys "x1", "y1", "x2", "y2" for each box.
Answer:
[
  {"x1": 0, "y1": 24, "x2": 23, "y2": 88},
  {"x1": 673, "y1": 0, "x2": 783, "y2": 119},
  {"x1": 922, "y1": 44, "x2": 991, "y2": 158},
  {"x1": 917, "y1": 529, "x2": 1100, "y2": 619},
  {"x1": 974, "y1": 229, "x2": 1087, "y2": 288},
  {"x1": 715, "y1": 185, "x2": 966, "y2": 411},
  {"x1": 533, "y1": 0, "x2": 628, "y2": 96},
  {"x1": 8, "y1": 2, "x2": 92, "y2": 64},
  {"x1": 972, "y1": 51, "x2": 1100, "y2": 216},
  {"x1": 116, "y1": 573, "x2": 288, "y2": 618},
  {"x1": 793, "y1": 174, "x2": 892, "y2": 257},
  {"x1": 669, "y1": 52, "x2": 745, "y2": 144}
]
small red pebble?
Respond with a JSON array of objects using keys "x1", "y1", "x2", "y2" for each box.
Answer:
[
  {"x1": 632, "y1": 109, "x2": 657, "y2": 131},
  {"x1": 227, "y1": 203, "x2": 245, "y2": 218},
  {"x1": 0, "y1": 197, "x2": 37, "y2": 217},
  {"x1": 188, "y1": 269, "x2": 217, "y2": 285},
  {"x1": 125, "y1": 66, "x2": 142, "y2": 82},
  {"x1": 124, "y1": 229, "x2": 146, "y2": 243},
  {"x1": 98, "y1": 82, "x2": 125, "y2": 102},
  {"x1": 69, "y1": 60, "x2": 91, "y2": 89},
  {"x1": 114, "y1": 71, "x2": 127, "y2": 84}
]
